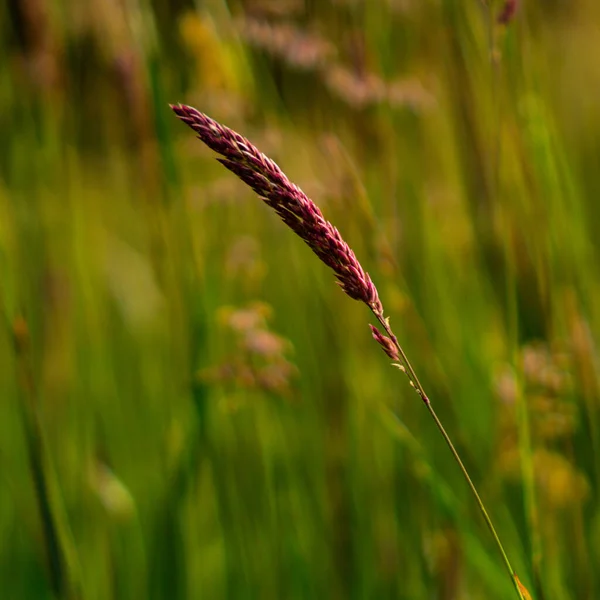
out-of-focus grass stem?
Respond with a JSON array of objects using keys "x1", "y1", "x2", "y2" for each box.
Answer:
[{"x1": 10, "y1": 315, "x2": 84, "y2": 600}]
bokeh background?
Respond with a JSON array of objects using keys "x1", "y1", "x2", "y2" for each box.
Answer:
[{"x1": 1, "y1": 1, "x2": 599, "y2": 598}]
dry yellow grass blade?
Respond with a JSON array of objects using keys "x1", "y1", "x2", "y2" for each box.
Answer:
[{"x1": 515, "y1": 575, "x2": 533, "y2": 600}]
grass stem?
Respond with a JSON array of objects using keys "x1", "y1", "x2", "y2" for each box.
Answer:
[{"x1": 374, "y1": 311, "x2": 526, "y2": 600}]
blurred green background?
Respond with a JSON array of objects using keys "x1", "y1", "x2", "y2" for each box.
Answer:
[{"x1": 1, "y1": 0, "x2": 599, "y2": 598}]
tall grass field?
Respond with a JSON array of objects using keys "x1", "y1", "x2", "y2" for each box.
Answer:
[{"x1": 1, "y1": 1, "x2": 599, "y2": 599}]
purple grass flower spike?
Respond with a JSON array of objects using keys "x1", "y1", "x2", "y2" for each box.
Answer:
[
  {"x1": 369, "y1": 324, "x2": 400, "y2": 361},
  {"x1": 170, "y1": 103, "x2": 383, "y2": 315},
  {"x1": 497, "y1": 0, "x2": 519, "y2": 25}
]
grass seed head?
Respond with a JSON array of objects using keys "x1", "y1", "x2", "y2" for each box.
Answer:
[{"x1": 171, "y1": 103, "x2": 383, "y2": 314}]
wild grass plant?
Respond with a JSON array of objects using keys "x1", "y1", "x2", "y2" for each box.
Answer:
[
  {"x1": 170, "y1": 103, "x2": 530, "y2": 599},
  {"x1": 1, "y1": 1, "x2": 599, "y2": 599}
]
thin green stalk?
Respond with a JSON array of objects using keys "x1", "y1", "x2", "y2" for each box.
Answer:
[
  {"x1": 11, "y1": 316, "x2": 84, "y2": 600},
  {"x1": 374, "y1": 312, "x2": 526, "y2": 600}
]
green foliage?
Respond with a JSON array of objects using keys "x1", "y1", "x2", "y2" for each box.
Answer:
[{"x1": 0, "y1": 1, "x2": 598, "y2": 598}]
